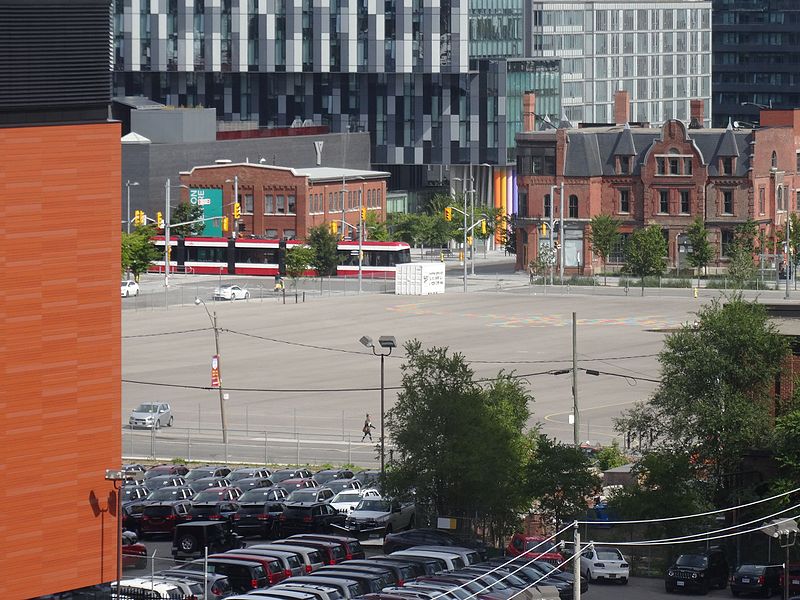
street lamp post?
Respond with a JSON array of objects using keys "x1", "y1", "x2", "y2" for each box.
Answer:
[
  {"x1": 105, "y1": 468, "x2": 125, "y2": 598},
  {"x1": 195, "y1": 298, "x2": 229, "y2": 462},
  {"x1": 761, "y1": 518, "x2": 798, "y2": 600},
  {"x1": 453, "y1": 175, "x2": 471, "y2": 293},
  {"x1": 359, "y1": 335, "x2": 397, "y2": 483},
  {"x1": 125, "y1": 180, "x2": 139, "y2": 235}
]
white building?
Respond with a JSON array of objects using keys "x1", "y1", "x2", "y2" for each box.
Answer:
[{"x1": 524, "y1": 0, "x2": 712, "y2": 126}]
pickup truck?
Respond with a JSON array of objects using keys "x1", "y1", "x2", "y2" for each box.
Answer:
[{"x1": 335, "y1": 497, "x2": 415, "y2": 539}]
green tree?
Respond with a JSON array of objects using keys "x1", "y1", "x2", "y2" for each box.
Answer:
[
  {"x1": 424, "y1": 192, "x2": 461, "y2": 245},
  {"x1": 476, "y1": 207, "x2": 504, "y2": 258},
  {"x1": 364, "y1": 211, "x2": 390, "y2": 241},
  {"x1": 170, "y1": 202, "x2": 205, "y2": 237},
  {"x1": 595, "y1": 439, "x2": 628, "y2": 472},
  {"x1": 624, "y1": 225, "x2": 667, "y2": 295},
  {"x1": 122, "y1": 225, "x2": 161, "y2": 281},
  {"x1": 285, "y1": 245, "x2": 315, "y2": 290},
  {"x1": 685, "y1": 217, "x2": 712, "y2": 282},
  {"x1": 306, "y1": 224, "x2": 340, "y2": 276},
  {"x1": 525, "y1": 435, "x2": 601, "y2": 528},
  {"x1": 589, "y1": 215, "x2": 621, "y2": 285},
  {"x1": 726, "y1": 219, "x2": 758, "y2": 287},
  {"x1": 615, "y1": 296, "x2": 788, "y2": 506},
  {"x1": 385, "y1": 340, "x2": 534, "y2": 545}
]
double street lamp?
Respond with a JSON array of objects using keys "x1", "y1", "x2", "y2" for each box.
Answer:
[
  {"x1": 359, "y1": 335, "x2": 397, "y2": 483},
  {"x1": 195, "y1": 298, "x2": 229, "y2": 462}
]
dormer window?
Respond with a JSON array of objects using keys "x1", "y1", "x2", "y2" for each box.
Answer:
[
  {"x1": 617, "y1": 156, "x2": 631, "y2": 175},
  {"x1": 720, "y1": 157, "x2": 734, "y2": 175}
]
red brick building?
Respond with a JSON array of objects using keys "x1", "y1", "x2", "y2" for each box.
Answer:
[
  {"x1": 514, "y1": 92, "x2": 800, "y2": 274},
  {"x1": 179, "y1": 163, "x2": 389, "y2": 240}
]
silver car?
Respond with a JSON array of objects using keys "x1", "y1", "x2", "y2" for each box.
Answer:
[{"x1": 129, "y1": 402, "x2": 173, "y2": 429}]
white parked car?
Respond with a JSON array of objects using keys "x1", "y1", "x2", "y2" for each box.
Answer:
[
  {"x1": 213, "y1": 285, "x2": 250, "y2": 301},
  {"x1": 580, "y1": 545, "x2": 629, "y2": 584},
  {"x1": 330, "y1": 488, "x2": 381, "y2": 514},
  {"x1": 129, "y1": 402, "x2": 173, "y2": 429},
  {"x1": 121, "y1": 280, "x2": 140, "y2": 297}
]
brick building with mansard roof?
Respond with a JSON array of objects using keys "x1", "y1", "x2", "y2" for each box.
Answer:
[{"x1": 514, "y1": 91, "x2": 800, "y2": 274}]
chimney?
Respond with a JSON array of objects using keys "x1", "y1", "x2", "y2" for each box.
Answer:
[
  {"x1": 523, "y1": 92, "x2": 536, "y2": 133},
  {"x1": 689, "y1": 99, "x2": 704, "y2": 129},
  {"x1": 614, "y1": 90, "x2": 630, "y2": 126}
]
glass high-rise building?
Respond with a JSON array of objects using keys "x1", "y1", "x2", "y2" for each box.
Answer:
[
  {"x1": 524, "y1": 0, "x2": 712, "y2": 126},
  {"x1": 112, "y1": 0, "x2": 561, "y2": 199},
  {"x1": 712, "y1": 0, "x2": 800, "y2": 127}
]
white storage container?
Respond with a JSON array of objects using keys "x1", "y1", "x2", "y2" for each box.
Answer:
[{"x1": 395, "y1": 263, "x2": 446, "y2": 295}]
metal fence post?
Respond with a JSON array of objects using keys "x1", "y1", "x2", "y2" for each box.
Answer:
[
  {"x1": 187, "y1": 428, "x2": 191, "y2": 462},
  {"x1": 348, "y1": 434, "x2": 352, "y2": 465},
  {"x1": 264, "y1": 433, "x2": 268, "y2": 465},
  {"x1": 296, "y1": 437, "x2": 300, "y2": 466}
]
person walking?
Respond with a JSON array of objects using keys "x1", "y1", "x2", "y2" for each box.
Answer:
[{"x1": 361, "y1": 413, "x2": 375, "y2": 442}]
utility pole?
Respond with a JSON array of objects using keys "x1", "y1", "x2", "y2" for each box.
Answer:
[
  {"x1": 164, "y1": 179, "x2": 171, "y2": 290},
  {"x1": 470, "y1": 164, "x2": 476, "y2": 276},
  {"x1": 549, "y1": 185, "x2": 555, "y2": 286},
  {"x1": 233, "y1": 174, "x2": 239, "y2": 240},
  {"x1": 559, "y1": 181, "x2": 565, "y2": 285},
  {"x1": 358, "y1": 184, "x2": 363, "y2": 294},
  {"x1": 573, "y1": 522, "x2": 581, "y2": 600},
  {"x1": 572, "y1": 312, "x2": 580, "y2": 447},
  {"x1": 463, "y1": 175, "x2": 468, "y2": 293},
  {"x1": 786, "y1": 197, "x2": 791, "y2": 300},
  {"x1": 125, "y1": 180, "x2": 138, "y2": 235}
]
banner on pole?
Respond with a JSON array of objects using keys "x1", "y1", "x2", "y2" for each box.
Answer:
[{"x1": 211, "y1": 355, "x2": 220, "y2": 388}]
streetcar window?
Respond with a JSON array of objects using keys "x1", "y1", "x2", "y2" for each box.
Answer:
[
  {"x1": 186, "y1": 246, "x2": 227, "y2": 262},
  {"x1": 235, "y1": 247, "x2": 279, "y2": 264},
  {"x1": 265, "y1": 229, "x2": 278, "y2": 239}
]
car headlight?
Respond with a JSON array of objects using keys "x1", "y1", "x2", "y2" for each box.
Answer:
[
  {"x1": 668, "y1": 570, "x2": 675, "y2": 577},
  {"x1": 691, "y1": 573, "x2": 698, "y2": 579}
]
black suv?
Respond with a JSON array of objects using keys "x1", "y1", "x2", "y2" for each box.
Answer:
[
  {"x1": 279, "y1": 502, "x2": 346, "y2": 535},
  {"x1": 665, "y1": 547, "x2": 729, "y2": 594},
  {"x1": 172, "y1": 521, "x2": 244, "y2": 560}
]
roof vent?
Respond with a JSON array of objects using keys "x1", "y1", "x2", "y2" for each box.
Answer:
[
  {"x1": 215, "y1": 159, "x2": 232, "y2": 164},
  {"x1": 291, "y1": 118, "x2": 303, "y2": 128},
  {"x1": 302, "y1": 119, "x2": 315, "y2": 127}
]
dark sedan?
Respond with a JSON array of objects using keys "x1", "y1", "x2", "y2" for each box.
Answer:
[{"x1": 731, "y1": 564, "x2": 782, "y2": 597}]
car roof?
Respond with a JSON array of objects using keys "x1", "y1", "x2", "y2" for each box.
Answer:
[{"x1": 259, "y1": 543, "x2": 321, "y2": 554}]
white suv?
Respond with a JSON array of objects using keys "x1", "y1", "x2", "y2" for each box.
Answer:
[{"x1": 121, "y1": 280, "x2": 140, "y2": 297}]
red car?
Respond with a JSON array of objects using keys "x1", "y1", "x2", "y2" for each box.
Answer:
[
  {"x1": 276, "y1": 478, "x2": 317, "y2": 492},
  {"x1": 505, "y1": 533, "x2": 564, "y2": 567},
  {"x1": 122, "y1": 531, "x2": 147, "y2": 569}
]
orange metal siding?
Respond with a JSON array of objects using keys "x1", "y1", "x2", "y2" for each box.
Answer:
[{"x1": 0, "y1": 122, "x2": 122, "y2": 598}]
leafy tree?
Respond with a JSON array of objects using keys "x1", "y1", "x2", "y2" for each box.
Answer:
[
  {"x1": 615, "y1": 296, "x2": 788, "y2": 507},
  {"x1": 685, "y1": 217, "x2": 712, "y2": 281},
  {"x1": 424, "y1": 192, "x2": 461, "y2": 245},
  {"x1": 595, "y1": 439, "x2": 628, "y2": 472},
  {"x1": 364, "y1": 211, "x2": 390, "y2": 241},
  {"x1": 385, "y1": 340, "x2": 534, "y2": 545},
  {"x1": 589, "y1": 215, "x2": 621, "y2": 285},
  {"x1": 504, "y1": 217, "x2": 516, "y2": 255},
  {"x1": 608, "y1": 450, "x2": 714, "y2": 539},
  {"x1": 170, "y1": 202, "x2": 205, "y2": 237},
  {"x1": 122, "y1": 225, "x2": 160, "y2": 281},
  {"x1": 476, "y1": 206, "x2": 504, "y2": 258},
  {"x1": 306, "y1": 224, "x2": 340, "y2": 276},
  {"x1": 624, "y1": 225, "x2": 667, "y2": 295},
  {"x1": 525, "y1": 435, "x2": 601, "y2": 528},
  {"x1": 285, "y1": 246, "x2": 315, "y2": 290},
  {"x1": 727, "y1": 219, "x2": 758, "y2": 287}
]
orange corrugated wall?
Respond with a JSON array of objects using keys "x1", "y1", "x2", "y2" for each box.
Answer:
[{"x1": 0, "y1": 122, "x2": 121, "y2": 598}]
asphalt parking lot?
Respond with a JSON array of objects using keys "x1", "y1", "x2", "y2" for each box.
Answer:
[{"x1": 123, "y1": 274, "x2": 797, "y2": 465}]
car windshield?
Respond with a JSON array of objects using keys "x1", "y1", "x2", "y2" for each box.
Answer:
[
  {"x1": 271, "y1": 471, "x2": 296, "y2": 482},
  {"x1": 228, "y1": 471, "x2": 254, "y2": 481},
  {"x1": 186, "y1": 470, "x2": 213, "y2": 481},
  {"x1": 676, "y1": 555, "x2": 708, "y2": 568},
  {"x1": 288, "y1": 490, "x2": 319, "y2": 502},
  {"x1": 333, "y1": 491, "x2": 362, "y2": 503},
  {"x1": 596, "y1": 549, "x2": 624, "y2": 561},
  {"x1": 134, "y1": 404, "x2": 158, "y2": 413},
  {"x1": 239, "y1": 489, "x2": 275, "y2": 502},
  {"x1": 193, "y1": 489, "x2": 225, "y2": 502},
  {"x1": 148, "y1": 488, "x2": 185, "y2": 500},
  {"x1": 356, "y1": 499, "x2": 390, "y2": 512}
]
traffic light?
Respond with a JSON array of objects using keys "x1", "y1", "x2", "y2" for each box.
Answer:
[
  {"x1": 222, "y1": 216, "x2": 229, "y2": 232},
  {"x1": 330, "y1": 221, "x2": 338, "y2": 235},
  {"x1": 133, "y1": 210, "x2": 142, "y2": 226},
  {"x1": 233, "y1": 202, "x2": 241, "y2": 219},
  {"x1": 481, "y1": 220, "x2": 487, "y2": 235},
  {"x1": 467, "y1": 235, "x2": 473, "y2": 246},
  {"x1": 541, "y1": 222, "x2": 547, "y2": 236},
  {"x1": 361, "y1": 207, "x2": 367, "y2": 221},
  {"x1": 444, "y1": 207, "x2": 453, "y2": 221},
  {"x1": 156, "y1": 211, "x2": 164, "y2": 229}
]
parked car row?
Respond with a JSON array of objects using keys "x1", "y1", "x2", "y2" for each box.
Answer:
[
  {"x1": 125, "y1": 528, "x2": 579, "y2": 600},
  {"x1": 121, "y1": 464, "x2": 387, "y2": 540}
]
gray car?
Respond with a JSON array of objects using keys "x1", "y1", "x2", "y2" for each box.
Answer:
[{"x1": 129, "y1": 402, "x2": 173, "y2": 429}]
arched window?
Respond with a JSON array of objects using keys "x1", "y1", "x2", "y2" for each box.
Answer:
[
  {"x1": 772, "y1": 151, "x2": 778, "y2": 169},
  {"x1": 569, "y1": 195, "x2": 578, "y2": 218}
]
